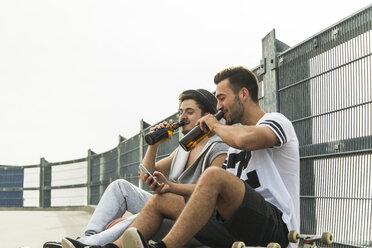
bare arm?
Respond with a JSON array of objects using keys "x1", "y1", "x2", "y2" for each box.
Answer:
[
  {"x1": 199, "y1": 114, "x2": 279, "y2": 151},
  {"x1": 141, "y1": 143, "x2": 176, "y2": 180},
  {"x1": 213, "y1": 124, "x2": 279, "y2": 151}
]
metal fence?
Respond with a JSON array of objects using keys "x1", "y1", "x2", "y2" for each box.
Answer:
[
  {"x1": 0, "y1": 4, "x2": 371, "y2": 247},
  {"x1": 0, "y1": 112, "x2": 181, "y2": 208},
  {"x1": 276, "y1": 5, "x2": 372, "y2": 247}
]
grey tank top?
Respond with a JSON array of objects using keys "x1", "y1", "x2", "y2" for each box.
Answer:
[{"x1": 168, "y1": 135, "x2": 229, "y2": 184}]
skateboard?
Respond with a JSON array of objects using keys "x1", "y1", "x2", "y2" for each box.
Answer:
[
  {"x1": 232, "y1": 242, "x2": 281, "y2": 248},
  {"x1": 288, "y1": 230, "x2": 333, "y2": 248}
]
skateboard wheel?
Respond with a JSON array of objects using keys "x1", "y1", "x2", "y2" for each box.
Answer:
[
  {"x1": 321, "y1": 232, "x2": 333, "y2": 245},
  {"x1": 232, "y1": 241, "x2": 246, "y2": 248},
  {"x1": 267, "y1": 242, "x2": 281, "y2": 248},
  {"x1": 288, "y1": 230, "x2": 299, "y2": 243}
]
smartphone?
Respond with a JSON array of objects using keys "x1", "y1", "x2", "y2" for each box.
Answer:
[{"x1": 139, "y1": 163, "x2": 160, "y2": 187}]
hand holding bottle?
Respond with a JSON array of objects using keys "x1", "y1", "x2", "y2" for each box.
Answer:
[
  {"x1": 179, "y1": 110, "x2": 224, "y2": 151},
  {"x1": 145, "y1": 120, "x2": 185, "y2": 145},
  {"x1": 198, "y1": 112, "x2": 223, "y2": 134}
]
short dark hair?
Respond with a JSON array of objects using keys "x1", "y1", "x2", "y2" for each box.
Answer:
[
  {"x1": 179, "y1": 89, "x2": 217, "y2": 115},
  {"x1": 214, "y1": 66, "x2": 259, "y2": 103}
]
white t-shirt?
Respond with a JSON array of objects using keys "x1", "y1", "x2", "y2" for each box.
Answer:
[{"x1": 225, "y1": 112, "x2": 300, "y2": 247}]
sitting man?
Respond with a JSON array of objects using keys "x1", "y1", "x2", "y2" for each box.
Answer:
[
  {"x1": 119, "y1": 66, "x2": 300, "y2": 248},
  {"x1": 44, "y1": 88, "x2": 228, "y2": 248}
]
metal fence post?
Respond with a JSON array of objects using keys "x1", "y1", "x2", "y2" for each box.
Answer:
[
  {"x1": 39, "y1": 158, "x2": 44, "y2": 208},
  {"x1": 117, "y1": 135, "x2": 126, "y2": 180},
  {"x1": 87, "y1": 149, "x2": 94, "y2": 205},
  {"x1": 260, "y1": 29, "x2": 290, "y2": 113},
  {"x1": 139, "y1": 119, "x2": 145, "y2": 189},
  {"x1": 39, "y1": 157, "x2": 51, "y2": 207}
]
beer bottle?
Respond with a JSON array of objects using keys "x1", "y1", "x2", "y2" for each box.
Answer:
[
  {"x1": 179, "y1": 110, "x2": 224, "y2": 151},
  {"x1": 145, "y1": 120, "x2": 185, "y2": 145}
]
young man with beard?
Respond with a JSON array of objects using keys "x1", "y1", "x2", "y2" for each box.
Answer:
[
  {"x1": 45, "y1": 89, "x2": 229, "y2": 248},
  {"x1": 120, "y1": 66, "x2": 300, "y2": 248}
]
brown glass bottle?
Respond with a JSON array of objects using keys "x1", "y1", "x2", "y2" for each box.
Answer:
[
  {"x1": 179, "y1": 110, "x2": 224, "y2": 151},
  {"x1": 145, "y1": 120, "x2": 185, "y2": 145}
]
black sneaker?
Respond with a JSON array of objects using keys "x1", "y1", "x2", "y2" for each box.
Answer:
[
  {"x1": 61, "y1": 238, "x2": 118, "y2": 248},
  {"x1": 61, "y1": 237, "x2": 103, "y2": 248},
  {"x1": 43, "y1": 241, "x2": 61, "y2": 248},
  {"x1": 121, "y1": 228, "x2": 165, "y2": 248}
]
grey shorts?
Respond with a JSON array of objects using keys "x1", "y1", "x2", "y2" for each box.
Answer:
[{"x1": 194, "y1": 182, "x2": 289, "y2": 248}]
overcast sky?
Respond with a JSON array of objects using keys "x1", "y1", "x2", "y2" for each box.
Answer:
[{"x1": 0, "y1": 0, "x2": 370, "y2": 165}]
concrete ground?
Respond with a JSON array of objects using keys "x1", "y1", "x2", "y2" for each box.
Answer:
[
  {"x1": 0, "y1": 206, "x2": 95, "y2": 248},
  {"x1": 0, "y1": 207, "x2": 210, "y2": 248}
]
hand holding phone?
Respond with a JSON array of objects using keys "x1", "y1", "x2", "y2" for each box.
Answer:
[{"x1": 139, "y1": 163, "x2": 161, "y2": 187}]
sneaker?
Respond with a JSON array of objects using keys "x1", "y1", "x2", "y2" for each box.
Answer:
[
  {"x1": 61, "y1": 237, "x2": 104, "y2": 248},
  {"x1": 122, "y1": 228, "x2": 163, "y2": 248},
  {"x1": 43, "y1": 241, "x2": 61, "y2": 248},
  {"x1": 61, "y1": 238, "x2": 87, "y2": 248},
  {"x1": 122, "y1": 228, "x2": 147, "y2": 248},
  {"x1": 61, "y1": 238, "x2": 118, "y2": 248}
]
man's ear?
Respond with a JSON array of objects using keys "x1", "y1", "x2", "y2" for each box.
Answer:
[{"x1": 240, "y1": 88, "x2": 250, "y2": 102}]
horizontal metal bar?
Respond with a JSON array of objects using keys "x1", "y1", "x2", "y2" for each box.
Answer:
[
  {"x1": 23, "y1": 187, "x2": 40, "y2": 191},
  {"x1": 50, "y1": 157, "x2": 87, "y2": 166},
  {"x1": 90, "y1": 181, "x2": 111, "y2": 187},
  {"x1": 44, "y1": 184, "x2": 87, "y2": 190},
  {"x1": 300, "y1": 148, "x2": 372, "y2": 159},
  {"x1": 300, "y1": 195, "x2": 372, "y2": 200},
  {"x1": 121, "y1": 175, "x2": 140, "y2": 180},
  {"x1": 0, "y1": 164, "x2": 39, "y2": 170},
  {"x1": 119, "y1": 161, "x2": 140, "y2": 169},
  {"x1": 0, "y1": 187, "x2": 39, "y2": 192},
  {"x1": 119, "y1": 146, "x2": 140, "y2": 155}
]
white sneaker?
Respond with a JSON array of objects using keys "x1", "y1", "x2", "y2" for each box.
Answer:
[
  {"x1": 122, "y1": 227, "x2": 148, "y2": 248},
  {"x1": 61, "y1": 237, "x2": 90, "y2": 248}
]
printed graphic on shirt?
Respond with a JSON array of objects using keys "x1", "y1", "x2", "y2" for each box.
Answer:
[
  {"x1": 245, "y1": 170, "x2": 261, "y2": 189},
  {"x1": 225, "y1": 150, "x2": 251, "y2": 178},
  {"x1": 224, "y1": 150, "x2": 261, "y2": 189}
]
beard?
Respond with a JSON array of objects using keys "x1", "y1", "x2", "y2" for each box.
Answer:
[
  {"x1": 225, "y1": 95, "x2": 244, "y2": 125},
  {"x1": 181, "y1": 125, "x2": 192, "y2": 135}
]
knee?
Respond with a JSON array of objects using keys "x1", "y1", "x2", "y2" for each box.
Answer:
[
  {"x1": 108, "y1": 179, "x2": 132, "y2": 193},
  {"x1": 111, "y1": 179, "x2": 129, "y2": 188},
  {"x1": 148, "y1": 193, "x2": 185, "y2": 211},
  {"x1": 198, "y1": 166, "x2": 226, "y2": 186},
  {"x1": 150, "y1": 192, "x2": 179, "y2": 204}
]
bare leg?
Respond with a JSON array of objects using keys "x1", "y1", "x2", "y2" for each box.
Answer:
[
  {"x1": 163, "y1": 167, "x2": 246, "y2": 248},
  {"x1": 114, "y1": 192, "x2": 186, "y2": 248}
]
